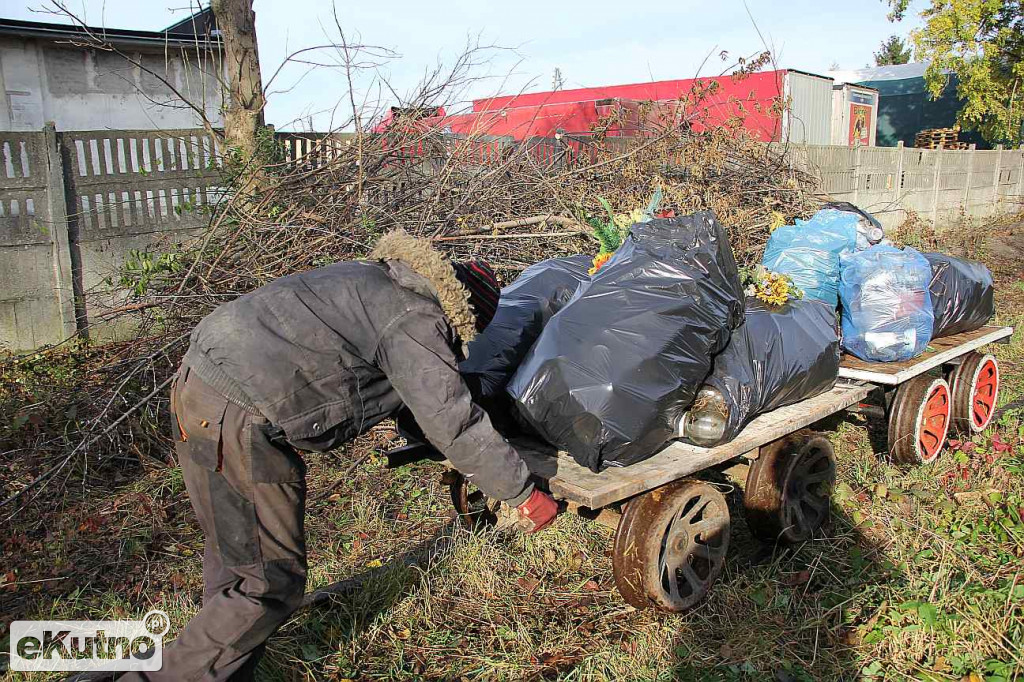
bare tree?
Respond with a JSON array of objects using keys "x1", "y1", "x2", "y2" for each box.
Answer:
[{"x1": 211, "y1": 0, "x2": 265, "y2": 162}]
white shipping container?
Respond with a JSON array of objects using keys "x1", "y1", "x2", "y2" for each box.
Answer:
[{"x1": 782, "y1": 70, "x2": 834, "y2": 145}]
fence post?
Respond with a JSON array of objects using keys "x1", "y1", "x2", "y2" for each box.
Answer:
[
  {"x1": 963, "y1": 143, "x2": 976, "y2": 211},
  {"x1": 930, "y1": 145, "x2": 943, "y2": 226},
  {"x1": 893, "y1": 141, "x2": 904, "y2": 212},
  {"x1": 1017, "y1": 144, "x2": 1023, "y2": 200},
  {"x1": 992, "y1": 144, "x2": 1003, "y2": 216},
  {"x1": 852, "y1": 144, "x2": 862, "y2": 205},
  {"x1": 41, "y1": 122, "x2": 78, "y2": 340}
]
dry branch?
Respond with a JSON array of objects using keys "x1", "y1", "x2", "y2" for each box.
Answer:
[{"x1": 1, "y1": 39, "x2": 823, "y2": 518}]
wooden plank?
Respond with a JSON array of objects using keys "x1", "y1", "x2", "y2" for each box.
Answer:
[
  {"x1": 838, "y1": 326, "x2": 1013, "y2": 385},
  {"x1": 511, "y1": 381, "x2": 872, "y2": 509}
]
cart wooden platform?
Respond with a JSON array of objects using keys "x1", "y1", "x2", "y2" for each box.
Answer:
[
  {"x1": 515, "y1": 325, "x2": 1013, "y2": 510},
  {"x1": 407, "y1": 325, "x2": 1013, "y2": 613}
]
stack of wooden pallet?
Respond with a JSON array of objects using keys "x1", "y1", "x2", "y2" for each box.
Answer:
[{"x1": 915, "y1": 127, "x2": 968, "y2": 149}]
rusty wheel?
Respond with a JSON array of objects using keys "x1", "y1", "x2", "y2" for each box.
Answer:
[
  {"x1": 445, "y1": 471, "x2": 501, "y2": 530},
  {"x1": 745, "y1": 434, "x2": 836, "y2": 544},
  {"x1": 611, "y1": 496, "x2": 649, "y2": 608},
  {"x1": 949, "y1": 352, "x2": 999, "y2": 434},
  {"x1": 887, "y1": 375, "x2": 951, "y2": 465},
  {"x1": 612, "y1": 480, "x2": 730, "y2": 613}
]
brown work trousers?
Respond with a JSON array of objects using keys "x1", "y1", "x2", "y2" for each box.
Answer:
[{"x1": 121, "y1": 363, "x2": 307, "y2": 681}]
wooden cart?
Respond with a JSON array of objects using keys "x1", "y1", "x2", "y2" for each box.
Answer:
[{"x1": 395, "y1": 325, "x2": 1013, "y2": 613}]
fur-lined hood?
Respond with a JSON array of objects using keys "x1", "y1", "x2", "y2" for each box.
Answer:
[{"x1": 370, "y1": 229, "x2": 478, "y2": 342}]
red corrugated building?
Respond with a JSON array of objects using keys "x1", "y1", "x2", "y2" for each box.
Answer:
[{"x1": 378, "y1": 69, "x2": 836, "y2": 144}]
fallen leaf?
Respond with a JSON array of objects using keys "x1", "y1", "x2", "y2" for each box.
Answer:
[
  {"x1": 539, "y1": 651, "x2": 568, "y2": 667},
  {"x1": 840, "y1": 628, "x2": 862, "y2": 645},
  {"x1": 366, "y1": 559, "x2": 383, "y2": 568},
  {"x1": 327, "y1": 493, "x2": 341, "y2": 503},
  {"x1": 992, "y1": 435, "x2": 1011, "y2": 453},
  {"x1": 517, "y1": 576, "x2": 540, "y2": 592},
  {"x1": 394, "y1": 628, "x2": 411, "y2": 640},
  {"x1": 781, "y1": 570, "x2": 810, "y2": 586},
  {"x1": 583, "y1": 580, "x2": 600, "y2": 591}
]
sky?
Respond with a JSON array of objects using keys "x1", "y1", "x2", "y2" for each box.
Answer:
[{"x1": 1, "y1": 0, "x2": 925, "y2": 131}]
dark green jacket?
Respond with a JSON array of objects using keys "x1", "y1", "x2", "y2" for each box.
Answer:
[{"x1": 184, "y1": 230, "x2": 532, "y2": 504}]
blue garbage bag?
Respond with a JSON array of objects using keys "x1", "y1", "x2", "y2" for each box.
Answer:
[
  {"x1": 761, "y1": 209, "x2": 860, "y2": 307},
  {"x1": 839, "y1": 245, "x2": 934, "y2": 362}
]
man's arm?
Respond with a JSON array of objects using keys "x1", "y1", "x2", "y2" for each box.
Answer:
[{"x1": 375, "y1": 311, "x2": 534, "y2": 505}]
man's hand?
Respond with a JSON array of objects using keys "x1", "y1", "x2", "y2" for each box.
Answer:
[{"x1": 517, "y1": 489, "x2": 558, "y2": 533}]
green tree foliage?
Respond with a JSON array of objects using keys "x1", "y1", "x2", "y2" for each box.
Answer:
[
  {"x1": 887, "y1": 0, "x2": 1024, "y2": 145},
  {"x1": 874, "y1": 35, "x2": 913, "y2": 65}
]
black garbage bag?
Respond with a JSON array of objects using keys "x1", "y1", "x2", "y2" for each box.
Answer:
[
  {"x1": 679, "y1": 298, "x2": 840, "y2": 448},
  {"x1": 508, "y1": 212, "x2": 745, "y2": 472},
  {"x1": 460, "y1": 255, "x2": 591, "y2": 401},
  {"x1": 924, "y1": 252, "x2": 995, "y2": 338}
]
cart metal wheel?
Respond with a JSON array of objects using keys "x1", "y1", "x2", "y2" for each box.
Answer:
[
  {"x1": 745, "y1": 434, "x2": 836, "y2": 544},
  {"x1": 445, "y1": 471, "x2": 501, "y2": 530},
  {"x1": 611, "y1": 480, "x2": 730, "y2": 613},
  {"x1": 887, "y1": 374, "x2": 951, "y2": 465},
  {"x1": 949, "y1": 352, "x2": 1000, "y2": 434}
]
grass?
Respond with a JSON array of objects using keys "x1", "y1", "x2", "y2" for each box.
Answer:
[{"x1": 1, "y1": 227, "x2": 1023, "y2": 681}]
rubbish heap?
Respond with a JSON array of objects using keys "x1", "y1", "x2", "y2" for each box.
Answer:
[{"x1": 459, "y1": 202, "x2": 995, "y2": 468}]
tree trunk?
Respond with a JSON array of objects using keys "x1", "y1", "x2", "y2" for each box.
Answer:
[{"x1": 211, "y1": 0, "x2": 264, "y2": 163}]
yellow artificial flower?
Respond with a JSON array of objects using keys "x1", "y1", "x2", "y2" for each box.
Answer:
[
  {"x1": 612, "y1": 208, "x2": 646, "y2": 229},
  {"x1": 589, "y1": 252, "x2": 612, "y2": 275},
  {"x1": 753, "y1": 270, "x2": 795, "y2": 307}
]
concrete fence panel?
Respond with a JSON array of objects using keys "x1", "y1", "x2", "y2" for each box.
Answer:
[
  {"x1": 0, "y1": 128, "x2": 76, "y2": 350},
  {"x1": 59, "y1": 128, "x2": 222, "y2": 341},
  {"x1": 1, "y1": 126, "x2": 1022, "y2": 352}
]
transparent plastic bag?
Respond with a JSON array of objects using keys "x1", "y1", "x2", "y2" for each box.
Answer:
[
  {"x1": 761, "y1": 209, "x2": 860, "y2": 306},
  {"x1": 839, "y1": 245, "x2": 934, "y2": 362}
]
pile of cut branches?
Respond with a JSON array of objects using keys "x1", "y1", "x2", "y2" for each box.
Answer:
[{"x1": 1, "y1": 57, "x2": 823, "y2": 515}]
